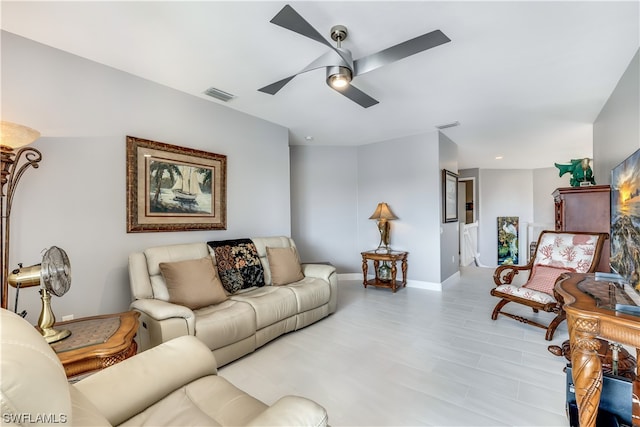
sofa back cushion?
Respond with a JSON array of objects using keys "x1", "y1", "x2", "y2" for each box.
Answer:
[
  {"x1": 267, "y1": 246, "x2": 304, "y2": 286},
  {"x1": 159, "y1": 257, "x2": 228, "y2": 309}
]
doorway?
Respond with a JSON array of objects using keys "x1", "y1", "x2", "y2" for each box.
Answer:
[{"x1": 458, "y1": 177, "x2": 478, "y2": 266}]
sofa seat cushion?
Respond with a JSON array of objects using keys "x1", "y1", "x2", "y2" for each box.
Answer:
[
  {"x1": 193, "y1": 300, "x2": 256, "y2": 350},
  {"x1": 286, "y1": 277, "x2": 331, "y2": 312},
  {"x1": 230, "y1": 286, "x2": 297, "y2": 329},
  {"x1": 120, "y1": 375, "x2": 268, "y2": 426}
]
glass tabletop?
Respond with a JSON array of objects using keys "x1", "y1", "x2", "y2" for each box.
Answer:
[{"x1": 577, "y1": 275, "x2": 640, "y2": 316}]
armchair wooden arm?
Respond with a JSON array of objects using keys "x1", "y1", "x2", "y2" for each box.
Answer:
[{"x1": 493, "y1": 263, "x2": 534, "y2": 286}]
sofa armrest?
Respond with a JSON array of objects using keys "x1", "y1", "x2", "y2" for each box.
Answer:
[
  {"x1": 130, "y1": 299, "x2": 196, "y2": 350},
  {"x1": 301, "y1": 263, "x2": 335, "y2": 281},
  {"x1": 246, "y1": 396, "x2": 328, "y2": 427},
  {"x1": 302, "y1": 263, "x2": 338, "y2": 314},
  {"x1": 74, "y1": 335, "x2": 217, "y2": 427},
  {"x1": 130, "y1": 298, "x2": 194, "y2": 325}
]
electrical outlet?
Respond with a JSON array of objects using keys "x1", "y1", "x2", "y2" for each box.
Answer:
[{"x1": 62, "y1": 314, "x2": 74, "y2": 322}]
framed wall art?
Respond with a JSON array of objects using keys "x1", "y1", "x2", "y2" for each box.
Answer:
[
  {"x1": 611, "y1": 148, "x2": 640, "y2": 286},
  {"x1": 126, "y1": 136, "x2": 227, "y2": 232},
  {"x1": 497, "y1": 216, "x2": 519, "y2": 265},
  {"x1": 442, "y1": 169, "x2": 458, "y2": 223}
]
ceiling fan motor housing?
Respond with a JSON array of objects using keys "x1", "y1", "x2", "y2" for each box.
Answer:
[{"x1": 330, "y1": 25, "x2": 348, "y2": 44}]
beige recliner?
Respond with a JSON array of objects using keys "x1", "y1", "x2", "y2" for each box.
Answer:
[{"x1": 0, "y1": 309, "x2": 328, "y2": 426}]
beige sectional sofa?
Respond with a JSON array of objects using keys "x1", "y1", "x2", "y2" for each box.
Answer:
[{"x1": 129, "y1": 236, "x2": 337, "y2": 366}]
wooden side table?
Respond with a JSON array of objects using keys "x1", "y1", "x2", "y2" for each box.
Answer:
[
  {"x1": 361, "y1": 250, "x2": 408, "y2": 293},
  {"x1": 555, "y1": 273, "x2": 640, "y2": 427},
  {"x1": 50, "y1": 311, "x2": 139, "y2": 379}
]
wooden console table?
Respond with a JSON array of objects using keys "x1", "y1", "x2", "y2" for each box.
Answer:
[
  {"x1": 555, "y1": 273, "x2": 640, "y2": 427},
  {"x1": 50, "y1": 311, "x2": 139, "y2": 379},
  {"x1": 361, "y1": 250, "x2": 408, "y2": 293}
]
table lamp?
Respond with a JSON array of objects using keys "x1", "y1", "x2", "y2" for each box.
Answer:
[{"x1": 369, "y1": 202, "x2": 398, "y2": 253}]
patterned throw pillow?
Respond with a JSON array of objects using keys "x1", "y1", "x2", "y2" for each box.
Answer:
[{"x1": 207, "y1": 239, "x2": 265, "y2": 294}]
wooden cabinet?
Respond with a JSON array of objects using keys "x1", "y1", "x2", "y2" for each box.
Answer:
[{"x1": 552, "y1": 185, "x2": 610, "y2": 272}]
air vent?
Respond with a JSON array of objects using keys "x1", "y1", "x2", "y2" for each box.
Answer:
[
  {"x1": 436, "y1": 121, "x2": 460, "y2": 130},
  {"x1": 204, "y1": 87, "x2": 235, "y2": 102}
]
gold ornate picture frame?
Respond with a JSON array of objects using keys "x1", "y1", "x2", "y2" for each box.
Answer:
[{"x1": 126, "y1": 136, "x2": 227, "y2": 232}]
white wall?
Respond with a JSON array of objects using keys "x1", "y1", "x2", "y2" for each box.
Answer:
[
  {"x1": 290, "y1": 146, "x2": 359, "y2": 271},
  {"x1": 533, "y1": 167, "x2": 566, "y2": 226},
  {"x1": 439, "y1": 132, "x2": 459, "y2": 281},
  {"x1": 478, "y1": 169, "x2": 534, "y2": 266},
  {"x1": 290, "y1": 132, "x2": 445, "y2": 287},
  {"x1": 357, "y1": 132, "x2": 442, "y2": 285},
  {"x1": 593, "y1": 49, "x2": 640, "y2": 183},
  {"x1": 2, "y1": 32, "x2": 290, "y2": 323}
]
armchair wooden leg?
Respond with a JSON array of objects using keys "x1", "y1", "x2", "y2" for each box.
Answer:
[
  {"x1": 545, "y1": 310, "x2": 566, "y2": 341},
  {"x1": 491, "y1": 299, "x2": 510, "y2": 320}
]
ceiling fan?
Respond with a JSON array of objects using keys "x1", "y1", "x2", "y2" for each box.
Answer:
[{"x1": 258, "y1": 4, "x2": 451, "y2": 108}]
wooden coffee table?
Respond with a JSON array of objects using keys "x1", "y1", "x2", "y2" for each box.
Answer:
[{"x1": 50, "y1": 311, "x2": 139, "y2": 379}]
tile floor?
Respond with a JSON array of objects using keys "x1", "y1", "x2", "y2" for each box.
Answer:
[{"x1": 219, "y1": 266, "x2": 572, "y2": 426}]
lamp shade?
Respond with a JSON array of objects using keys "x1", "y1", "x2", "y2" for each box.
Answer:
[
  {"x1": 369, "y1": 202, "x2": 398, "y2": 221},
  {"x1": 0, "y1": 121, "x2": 40, "y2": 149}
]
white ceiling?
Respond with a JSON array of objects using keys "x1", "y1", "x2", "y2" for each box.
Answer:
[{"x1": 1, "y1": 1, "x2": 638, "y2": 169}]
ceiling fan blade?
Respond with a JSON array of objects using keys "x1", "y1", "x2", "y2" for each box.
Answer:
[
  {"x1": 354, "y1": 29, "x2": 451, "y2": 76},
  {"x1": 258, "y1": 75, "x2": 297, "y2": 95},
  {"x1": 258, "y1": 51, "x2": 345, "y2": 95},
  {"x1": 269, "y1": 5, "x2": 354, "y2": 69},
  {"x1": 334, "y1": 84, "x2": 379, "y2": 108},
  {"x1": 270, "y1": 5, "x2": 333, "y2": 49}
]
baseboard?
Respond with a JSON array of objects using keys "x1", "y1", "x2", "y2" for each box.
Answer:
[
  {"x1": 337, "y1": 273, "x2": 443, "y2": 292},
  {"x1": 337, "y1": 273, "x2": 362, "y2": 281},
  {"x1": 406, "y1": 280, "x2": 442, "y2": 291},
  {"x1": 441, "y1": 271, "x2": 461, "y2": 288}
]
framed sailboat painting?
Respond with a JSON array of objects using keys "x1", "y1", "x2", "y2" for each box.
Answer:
[{"x1": 126, "y1": 136, "x2": 227, "y2": 232}]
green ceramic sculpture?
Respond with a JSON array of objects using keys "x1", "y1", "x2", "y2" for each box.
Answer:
[{"x1": 554, "y1": 158, "x2": 596, "y2": 187}]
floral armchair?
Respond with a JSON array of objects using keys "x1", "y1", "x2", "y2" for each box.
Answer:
[{"x1": 490, "y1": 230, "x2": 608, "y2": 340}]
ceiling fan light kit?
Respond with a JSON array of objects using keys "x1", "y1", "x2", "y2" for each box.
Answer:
[
  {"x1": 326, "y1": 66, "x2": 352, "y2": 90},
  {"x1": 258, "y1": 4, "x2": 451, "y2": 108}
]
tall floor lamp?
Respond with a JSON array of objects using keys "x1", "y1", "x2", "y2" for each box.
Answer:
[{"x1": 1, "y1": 121, "x2": 42, "y2": 310}]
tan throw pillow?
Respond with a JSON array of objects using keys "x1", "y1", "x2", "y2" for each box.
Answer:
[
  {"x1": 159, "y1": 257, "x2": 227, "y2": 309},
  {"x1": 266, "y1": 246, "x2": 304, "y2": 286}
]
